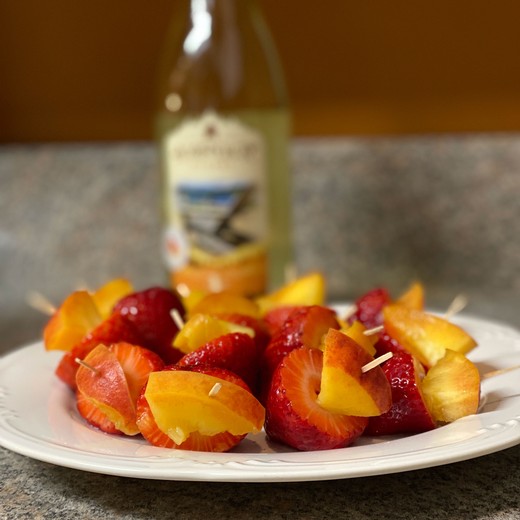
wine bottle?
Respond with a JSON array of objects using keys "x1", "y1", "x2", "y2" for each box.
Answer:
[{"x1": 155, "y1": 0, "x2": 291, "y2": 297}]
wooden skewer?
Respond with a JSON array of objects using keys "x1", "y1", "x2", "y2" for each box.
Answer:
[
  {"x1": 444, "y1": 293, "x2": 468, "y2": 320},
  {"x1": 170, "y1": 309, "x2": 185, "y2": 330},
  {"x1": 482, "y1": 364, "x2": 520, "y2": 379},
  {"x1": 208, "y1": 274, "x2": 224, "y2": 293},
  {"x1": 208, "y1": 382, "x2": 222, "y2": 397},
  {"x1": 26, "y1": 291, "x2": 56, "y2": 315},
  {"x1": 74, "y1": 357, "x2": 99, "y2": 375},
  {"x1": 363, "y1": 325, "x2": 384, "y2": 336},
  {"x1": 342, "y1": 304, "x2": 358, "y2": 322},
  {"x1": 361, "y1": 352, "x2": 393, "y2": 373},
  {"x1": 175, "y1": 283, "x2": 191, "y2": 299}
]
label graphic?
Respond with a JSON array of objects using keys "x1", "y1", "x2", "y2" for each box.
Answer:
[{"x1": 162, "y1": 112, "x2": 268, "y2": 294}]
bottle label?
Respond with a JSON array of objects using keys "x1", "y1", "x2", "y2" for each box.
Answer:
[{"x1": 162, "y1": 111, "x2": 268, "y2": 295}]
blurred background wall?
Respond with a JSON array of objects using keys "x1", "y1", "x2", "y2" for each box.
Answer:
[{"x1": 2, "y1": 0, "x2": 520, "y2": 142}]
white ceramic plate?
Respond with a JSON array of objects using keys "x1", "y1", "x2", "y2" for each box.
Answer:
[{"x1": 1, "y1": 312, "x2": 520, "y2": 482}]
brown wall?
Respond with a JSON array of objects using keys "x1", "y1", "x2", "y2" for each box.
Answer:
[{"x1": 2, "y1": 0, "x2": 520, "y2": 142}]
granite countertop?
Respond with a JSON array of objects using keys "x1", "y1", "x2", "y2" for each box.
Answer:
[{"x1": 1, "y1": 138, "x2": 519, "y2": 519}]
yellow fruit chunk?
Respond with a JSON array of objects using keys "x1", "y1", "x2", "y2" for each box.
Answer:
[
  {"x1": 188, "y1": 291, "x2": 260, "y2": 319},
  {"x1": 173, "y1": 313, "x2": 255, "y2": 354},
  {"x1": 256, "y1": 272, "x2": 326, "y2": 315},
  {"x1": 422, "y1": 349, "x2": 481, "y2": 423},
  {"x1": 145, "y1": 371, "x2": 265, "y2": 444},
  {"x1": 396, "y1": 281, "x2": 425, "y2": 310},
  {"x1": 317, "y1": 329, "x2": 392, "y2": 417},
  {"x1": 43, "y1": 291, "x2": 102, "y2": 351},
  {"x1": 383, "y1": 304, "x2": 477, "y2": 368},
  {"x1": 340, "y1": 320, "x2": 377, "y2": 356},
  {"x1": 91, "y1": 278, "x2": 134, "y2": 319}
]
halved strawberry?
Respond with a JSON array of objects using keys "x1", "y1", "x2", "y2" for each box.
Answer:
[
  {"x1": 76, "y1": 389, "x2": 122, "y2": 435},
  {"x1": 260, "y1": 305, "x2": 340, "y2": 400},
  {"x1": 75, "y1": 342, "x2": 164, "y2": 436},
  {"x1": 55, "y1": 311, "x2": 143, "y2": 390},
  {"x1": 176, "y1": 332, "x2": 259, "y2": 391},
  {"x1": 365, "y1": 351, "x2": 435, "y2": 436},
  {"x1": 136, "y1": 365, "x2": 250, "y2": 451},
  {"x1": 349, "y1": 287, "x2": 392, "y2": 329},
  {"x1": 113, "y1": 287, "x2": 185, "y2": 364},
  {"x1": 265, "y1": 347, "x2": 368, "y2": 451}
]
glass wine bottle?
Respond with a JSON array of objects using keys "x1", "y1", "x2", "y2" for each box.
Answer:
[{"x1": 155, "y1": 0, "x2": 292, "y2": 297}]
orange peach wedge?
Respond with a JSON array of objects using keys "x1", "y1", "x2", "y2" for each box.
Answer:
[
  {"x1": 317, "y1": 328, "x2": 392, "y2": 417},
  {"x1": 91, "y1": 277, "x2": 134, "y2": 319},
  {"x1": 422, "y1": 349, "x2": 481, "y2": 423},
  {"x1": 383, "y1": 304, "x2": 477, "y2": 368},
  {"x1": 173, "y1": 313, "x2": 255, "y2": 355},
  {"x1": 255, "y1": 271, "x2": 326, "y2": 315},
  {"x1": 43, "y1": 291, "x2": 102, "y2": 351},
  {"x1": 144, "y1": 370, "x2": 265, "y2": 445},
  {"x1": 396, "y1": 281, "x2": 425, "y2": 310},
  {"x1": 187, "y1": 291, "x2": 260, "y2": 319},
  {"x1": 340, "y1": 320, "x2": 377, "y2": 357}
]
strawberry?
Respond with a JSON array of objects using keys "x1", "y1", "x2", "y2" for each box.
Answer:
[
  {"x1": 76, "y1": 389, "x2": 122, "y2": 435},
  {"x1": 262, "y1": 305, "x2": 304, "y2": 336},
  {"x1": 75, "y1": 342, "x2": 163, "y2": 436},
  {"x1": 55, "y1": 311, "x2": 143, "y2": 389},
  {"x1": 374, "y1": 330, "x2": 408, "y2": 358},
  {"x1": 349, "y1": 287, "x2": 392, "y2": 329},
  {"x1": 365, "y1": 351, "x2": 436, "y2": 436},
  {"x1": 260, "y1": 305, "x2": 340, "y2": 399},
  {"x1": 216, "y1": 313, "x2": 271, "y2": 355},
  {"x1": 113, "y1": 287, "x2": 185, "y2": 364},
  {"x1": 265, "y1": 347, "x2": 368, "y2": 451},
  {"x1": 176, "y1": 332, "x2": 259, "y2": 391},
  {"x1": 136, "y1": 365, "x2": 250, "y2": 451}
]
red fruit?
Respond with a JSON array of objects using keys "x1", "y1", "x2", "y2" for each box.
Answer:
[
  {"x1": 55, "y1": 311, "x2": 143, "y2": 390},
  {"x1": 349, "y1": 287, "x2": 392, "y2": 329},
  {"x1": 176, "y1": 332, "x2": 259, "y2": 390},
  {"x1": 217, "y1": 313, "x2": 271, "y2": 355},
  {"x1": 136, "y1": 365, "x2": 250, "y2": 451},
  {"x1": 262, "y1": 305, "x2": 304, "y2": 336},
  {"x1": 76, "y1": 389, "x2": 122, "y2": 435},
  {"x1": 109, "y1": 342, "x2": 164, "y2": 403},
  {"x1": 374, "y1": 330, "x2": 408, "y2": 358},
  {"x1": 75, "y1": 342, "x2": 164, "y2": 435},
  {"x1": 261, "y1": 305, "x2": 340, "y2": 389},
  {"x1": 114, "y1": 287, "x2": 185, "y2": 364},
  {"x1": 265, "y1": 347, "x2": 368, "y2": 451},
  {"x1": 365, "y1": 351, "x2": 436, "y2": 436}
]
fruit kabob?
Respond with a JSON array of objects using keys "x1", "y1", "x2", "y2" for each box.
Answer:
[{"x1": 36, "y1": 273, "x2": 482, "y2": 452}]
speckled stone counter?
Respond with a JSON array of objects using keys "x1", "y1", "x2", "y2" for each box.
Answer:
[{"x1": 1, "y1": 137, "x2": 519, "y2": 519}]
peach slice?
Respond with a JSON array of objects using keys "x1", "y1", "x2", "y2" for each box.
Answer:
[
  {"x1": 144, "y1": 370, "x2": 265, "y2": 444},
  {"x1": 317, "y1": 328, "x2": 392, "y2": 417},
  {"x1": 396, "y1": 281, "x2": 425, "y2": 310},
  {"x1": 340, "y1": 320, "x2": 377, "y2": 357},
  {"x1": 75, "y1": 344, "x2": 139, "y2": 435},
  {"x1": 422, "y1": 349, "x2": 481, "y2": 423},
  {"x1": 173, "y1": 313, "x2": 255, "y2": 355},
  {"x1": 383, "y1": 304, "x2": 477, "y2": 368},
  {"x1": 43, "y1": 291, "x2": 102, "y2": 351},
  {"x1": 91, "y1": 277, "x2": 134, "y2": 319},
  {"x1": 187, "y1": 291, "x2": 260, "y2": 319},
  {"x1": 255, "y1": 272, "x2": 326, "y2": 315}
]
